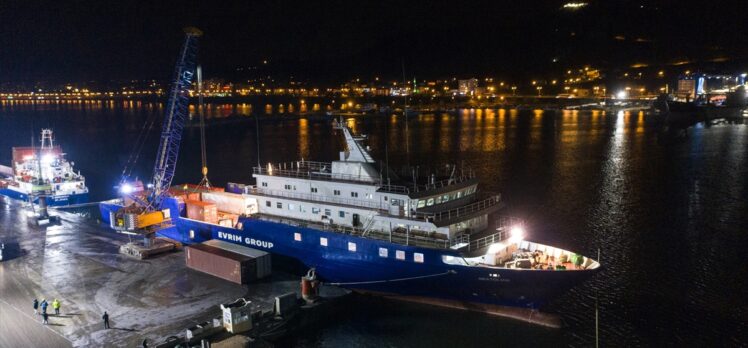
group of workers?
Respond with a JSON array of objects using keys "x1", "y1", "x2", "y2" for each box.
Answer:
[
  {"x1": 33, "y1": 298, "x2": 111, "y2": 329},
  {"x1": 32, "y1": 298, "x2": 61, "y2": 325}
]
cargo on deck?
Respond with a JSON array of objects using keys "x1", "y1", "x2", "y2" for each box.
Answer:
[
  {"x1": 186, "y1": 199, "x2": 218, "y2": 224},
  {"x1": 201, "y1": 191, "x2": 258, "y2": 216}
]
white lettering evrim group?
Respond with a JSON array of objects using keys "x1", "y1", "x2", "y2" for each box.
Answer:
[{"x1": 217, "y1": 231, "x2": 274, "y2": 249}]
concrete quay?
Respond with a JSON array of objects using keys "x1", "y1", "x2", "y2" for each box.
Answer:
[{"x1": 0, "y1": 197, "x2": 329, "y2": 347}]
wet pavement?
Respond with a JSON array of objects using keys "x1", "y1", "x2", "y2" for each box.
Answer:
[{"x1": 0, "y1": 197, "x2": 305, "y2": 347}]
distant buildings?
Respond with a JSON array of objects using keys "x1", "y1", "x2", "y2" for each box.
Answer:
[
  {"x1": 676, "y1": 73, "x2": 746, "y2": 100},
  {"x1": 458, "y1": 79, "x2": 479, "y2": 96}
]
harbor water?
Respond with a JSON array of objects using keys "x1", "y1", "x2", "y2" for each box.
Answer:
[{"x1": 1, "y1": 101, "x2": 747, "y2": 346}]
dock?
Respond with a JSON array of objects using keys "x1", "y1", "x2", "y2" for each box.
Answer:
[{"x1": 0, "y1": 198, "x2": 346, "y2": 347}]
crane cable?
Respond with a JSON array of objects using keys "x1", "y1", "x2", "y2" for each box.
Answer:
[
  {"x1": 121, "y1": 105, "x2": 159, "y2": 182},
  {"x1": 197, "y1": 65, "x2": 211, "y2": 189}
]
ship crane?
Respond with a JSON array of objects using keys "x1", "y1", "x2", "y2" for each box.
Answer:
[{"x1": 110, "y1": 28, "x2": 202, "y2": 249}]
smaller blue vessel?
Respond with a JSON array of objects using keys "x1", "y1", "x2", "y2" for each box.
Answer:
[{"x1": 0, "y1": 129, "x2": 89, "y2": 206}]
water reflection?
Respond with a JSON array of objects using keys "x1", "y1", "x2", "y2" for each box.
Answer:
[{"x1": 298, "y1": 118, "x2": 309, "y2": 159}]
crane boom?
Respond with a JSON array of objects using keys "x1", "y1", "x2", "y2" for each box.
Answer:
[
  {"x1": 110, "y1": 28, "x2": 202, "y2": 235},
  {"x1": 149, "y1": 27, "x2": 202, "y2": 208}
]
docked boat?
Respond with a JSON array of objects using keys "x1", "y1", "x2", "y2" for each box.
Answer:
[
  {"x1": 100, "y1": 121, "x2": 599, "y2": 317},
  {"x1": 0, "y1": 129, "x2": 89, "y2": 206}
]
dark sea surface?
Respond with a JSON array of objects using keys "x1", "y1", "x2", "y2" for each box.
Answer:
[{"x1": 1, "y1": 101, "x2": 747, "y2": 347}]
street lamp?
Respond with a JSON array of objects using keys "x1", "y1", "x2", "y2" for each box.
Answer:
[
  {"x1": 511, "y1": 86, "x2": 517, "y2": 96},
  {"x1": 536, "y1": 86, "x2": 542, "y2": 96}
]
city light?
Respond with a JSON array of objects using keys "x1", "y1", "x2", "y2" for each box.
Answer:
[{"x1": 562, "y1": 2, "x2": 588, "y2": 9}]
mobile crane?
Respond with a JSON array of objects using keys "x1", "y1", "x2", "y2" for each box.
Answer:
[{"x1": 110, "y1": 28, "x2": 202, "y2": 257}]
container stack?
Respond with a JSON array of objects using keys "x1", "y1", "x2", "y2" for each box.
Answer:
[
  {"x1": 185, "y1": 200, "x2": 218, "y2": 224},
  {"x1": 169, "y1": 187, "x2": 201, "y2": 202},
  {"x1": 217, "y1": 212, "x2": 239, "y2": 227}
]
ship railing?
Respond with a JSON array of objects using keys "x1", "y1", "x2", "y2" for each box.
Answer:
[
  {"x1": 253, "y1": 166, "x2": 379, "y2": 185},
  {"x1": 377, "y1": 184, "x2": 410, "y2": 194},
  {"x1": 332, "y1": 225, "x2": 452, "y2": 249},
  {"x1": 413, "y1": 174, "x2": 476, "y2": 193},
  {"x1": 463, "y1": 217, "x2": 526, "y2": 252},
  {"x1": 449, "y1": 232, "x2": 471, "y2": 249},
  {"x1": 254, "y1": 213, "x2": 454, "y2": 250},
  {"x1": 246, "y1": 187, "x2": 390, "y2": 211},
  {"x1": 416, "y1": 194, "x2": 502, "y2": 223}
]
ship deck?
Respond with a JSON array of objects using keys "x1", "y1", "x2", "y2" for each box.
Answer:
[{"x1": 251, "y1": 213, "x2": 456, "y2": 250}]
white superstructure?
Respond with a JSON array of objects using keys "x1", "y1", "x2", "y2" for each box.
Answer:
[{"x1": 235, "y1": 121, "x2": 502, "y2": 249}]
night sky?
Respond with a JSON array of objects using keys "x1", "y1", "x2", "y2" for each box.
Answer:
[{"x1": 1, "y1": 0, "x2": 747, "y2": 84}]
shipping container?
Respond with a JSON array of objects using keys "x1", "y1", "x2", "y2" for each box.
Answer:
[
  {"x1": 185, "y1": 199, "x2": 218, "y2": 224},
  {"x1": 185, "y1": 244, "x2": 246, "y2": 284},
  {"x1": 217, "y1": 212, "x2": 239, "y2": 227},
  {"x1": 204, "y1": 239, "x2": 272, "y2": 279},
  {"x1": 169, "y1": 186, "x2": 205, "y2": 201},
  {"x1": 185, "y1": 242, "x2": 271, "y2": 284},
  {"x1": 201, "y1": 191, "x2": 258, "y2": 216}
]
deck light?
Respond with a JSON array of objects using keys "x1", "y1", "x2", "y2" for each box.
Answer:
[
  {"x1": 120, "y1": 183, "x2": 134, "y2": 194},
  {"x1": 509, "y1": 226, "x2": 525, "y2": 243}
]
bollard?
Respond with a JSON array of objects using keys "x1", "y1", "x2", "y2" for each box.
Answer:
[{"x1": 301, "y1": 268, "x2": 320, "y2": 303}]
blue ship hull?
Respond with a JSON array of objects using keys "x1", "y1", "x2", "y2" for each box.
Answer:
[
  {"x1": 100, "y1": 199, "x2": 598, "y2": 310},
  {"x1": 1, "y1": 188, "x2": 89, "y2": 206}
]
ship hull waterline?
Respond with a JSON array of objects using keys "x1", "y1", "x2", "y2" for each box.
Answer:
[{"x1": 1, "y1": 188, "x2": 89, "y2": 206}]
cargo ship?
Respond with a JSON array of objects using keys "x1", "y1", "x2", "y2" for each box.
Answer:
[
  {"x1": 0, "y1": 129, "x2": 89, "y2": 206},
  {"x1": 100, "y1": 122, "x2": 600, "y2": 315}
]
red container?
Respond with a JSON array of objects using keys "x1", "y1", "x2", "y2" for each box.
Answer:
[
  {"x1": 185, "y1": 243, "x2": 270, "y2": 284},
  {"x1": 185, "y1": 244, "x2": 249, "y2": 284}
]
